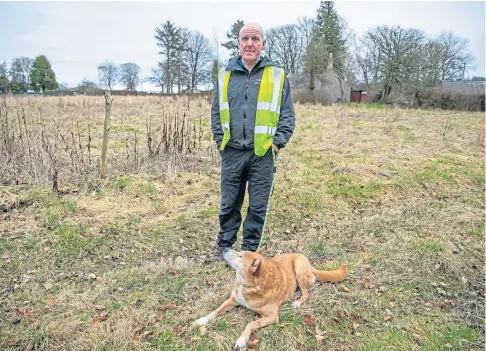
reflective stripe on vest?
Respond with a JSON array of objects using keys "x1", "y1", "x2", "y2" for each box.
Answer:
[{"x1": 218, "y1": 66, "x2": 285, "y2": 156}]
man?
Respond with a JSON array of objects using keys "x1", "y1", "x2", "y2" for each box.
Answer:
[{"x1": 208, "y1": 23, "x2": 295, "y2": 263}]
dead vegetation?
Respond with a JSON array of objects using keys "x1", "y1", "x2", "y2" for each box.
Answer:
[
  {"x1": 0, "y1": 98, "x2": 484, "y2": 350},
  {"x1": 0, "y1": 95, "x2": 215, "y2": 193}
]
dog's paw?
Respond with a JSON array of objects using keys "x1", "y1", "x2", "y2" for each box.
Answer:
[
  {"x1": 194, "y1": 316, "x2": 209, "y2": 326},
  {"x1": 234, "y1": 336, "x2": 248, "y2": 350},
  {"x1": 291, "y1": 300, "x2": 301, "y2": 309}
]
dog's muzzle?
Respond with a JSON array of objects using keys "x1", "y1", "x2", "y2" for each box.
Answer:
[{"x1": 223, "y1": 248, "x2": 240, "y2": 269}]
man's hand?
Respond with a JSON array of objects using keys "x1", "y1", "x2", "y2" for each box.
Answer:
[{"x1": 272, "y1": 144, "x2": 280, "y2": 152}]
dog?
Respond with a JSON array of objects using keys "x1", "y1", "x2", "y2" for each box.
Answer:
[{"x1": 194, "y1": 248, "x2": 349, "y2": 350}]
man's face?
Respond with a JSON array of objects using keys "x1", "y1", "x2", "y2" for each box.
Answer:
[{"x1": 238, "y1": 25, "x2": 266, "y2": 63}]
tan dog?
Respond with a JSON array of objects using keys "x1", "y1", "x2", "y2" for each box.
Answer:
[{"x1": 194, "y1": 248, "x2": 349, "y2": 350}]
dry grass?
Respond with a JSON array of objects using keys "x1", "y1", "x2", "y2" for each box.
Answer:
[
  {"x1": 0, "y1": 98, "x2": 484, "y2": 351},
  {"x1": 0, "y1": 95, "x2": 216, "y2": 191}
]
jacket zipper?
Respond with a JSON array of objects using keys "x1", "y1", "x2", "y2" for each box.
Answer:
[{"x1": 243, "y1": 71, "x2": 250, "y2": 142}]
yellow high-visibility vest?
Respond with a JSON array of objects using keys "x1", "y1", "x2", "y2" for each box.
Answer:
[{"x1": 218, "y1": 66, "x2": 285, "y2": 156}]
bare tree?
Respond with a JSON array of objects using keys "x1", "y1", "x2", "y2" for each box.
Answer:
[
  {"x1": 19, "y1": 57, "x2": 33, "y2": 91},
  {"x1": 436, "y1": 32, "x2": 474, "y2": 81},
  {"x1": 184, "y1": 30, "x2": 214, "y2": 91},
  {"x1": 119, "y1": 62, "x2": 140, "y2": 91},
  {"x1": 266, "y1": 24, "x2": 305, "y2": 74},
  {"x1": 360, "y1": 26, "x2": 426, "y2": 101},
  {"x1": 355, "y1": 38, "x2": 383, "y2": 88},
  {"x1": 146, "y1": 65, "x2": 165, "y2": 93},
  {"x1": 0, "y1": 61, "x2": 8, "y2": 93},
  {"x1": 9, "y1": 57, "x2": 33, "y2": 92},
  {"x1": 297, "y1": 16, "x2": 316, "y2": 49},
  {"x1": 98, "y1": 61, "x2": 119, "y2": 90},
  {"x1": 79, "y1": 78, "x2": 97, "y2": 89}
]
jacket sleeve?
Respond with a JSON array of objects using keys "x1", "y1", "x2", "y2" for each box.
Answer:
[
  {"x1": 273, "y1": 75, "x2": 295, "y2": 149},
  {"x1": 211, "y1": 80, "x2": 223, "y2": 148}
]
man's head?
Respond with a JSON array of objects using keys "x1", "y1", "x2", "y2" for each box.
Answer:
[{"x1": 238, "y1": 23, "x2": 266, "y2": 66}]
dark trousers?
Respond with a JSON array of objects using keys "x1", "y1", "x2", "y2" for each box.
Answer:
[{"x1": 217, "y1": 146, "x2": 275, "y2": 251}]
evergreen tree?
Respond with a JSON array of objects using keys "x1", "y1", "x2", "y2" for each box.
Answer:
[
  {"x1": 314, "y1": 1, "x2": 346, "y2": 75},
  {"x1": 154, "y1": 21, "x2": 185, "y2": 94},
  {"x1": 222, "y1": 19, "x2": 244, "y2": 57},
  {"x1": 304, "y1": 1, "x2": 348, "y2": 88},
  {"x1": 30, "y1": 55, "x2": 58, "y2": 91}
]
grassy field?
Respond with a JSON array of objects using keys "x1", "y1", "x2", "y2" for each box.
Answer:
[{"x1": 0, "y1": 96, "x2": 484, "y2": 350}]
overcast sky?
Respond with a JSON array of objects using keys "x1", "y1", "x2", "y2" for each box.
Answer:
[{"x1": 0, "y1": 1, "x2": 484, "y2": 90}]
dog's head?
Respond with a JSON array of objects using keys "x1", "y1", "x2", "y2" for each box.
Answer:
[{"x1": 223, "y1": 248, "x2": 266, "y2": 286}]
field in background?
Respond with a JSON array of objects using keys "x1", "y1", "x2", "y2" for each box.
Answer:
[{"x1": 0, "y1": 96, "x2": 484, "y2": 350}]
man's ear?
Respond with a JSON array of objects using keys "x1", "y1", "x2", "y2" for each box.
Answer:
[
  {"x1": 250, "y1": 258, "x2": 261, "y2": 276},
  {"x1": 262, "y1": 39, "x2": 267, "y2": 50}
]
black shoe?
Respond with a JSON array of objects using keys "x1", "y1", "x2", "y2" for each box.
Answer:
[{"x1": 205, "y1": 246, "x2": 230, "y2": 264}]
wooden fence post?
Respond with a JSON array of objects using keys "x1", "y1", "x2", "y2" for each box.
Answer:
[{"x1": 100, "y1": 90, "x2": 113, "y2": 180}]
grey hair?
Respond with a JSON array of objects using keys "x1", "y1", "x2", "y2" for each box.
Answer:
[{"x1": 239, "y1": 23, "x2": 265, "y2": 41}]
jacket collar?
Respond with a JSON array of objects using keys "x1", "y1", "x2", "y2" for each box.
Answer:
[{"x1": 226, "y1": 55, "x2": 273, "y2": 72}]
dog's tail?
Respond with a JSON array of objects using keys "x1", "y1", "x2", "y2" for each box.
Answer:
[{"x1": 312, "y1": 264, "x2": 348, "y2": 282}]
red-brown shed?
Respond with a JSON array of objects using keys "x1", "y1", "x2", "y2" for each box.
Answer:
[{"x1": 351, "y1": 89, "x2": 367, "y2": 103}]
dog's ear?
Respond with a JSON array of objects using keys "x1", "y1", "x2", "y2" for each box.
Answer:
[
  {"x1": 250, "y1": 258, "x2": 261, "y2": 276},
  {"x1": 257, "y1": 244, "x2": 266, "y2": 256}
]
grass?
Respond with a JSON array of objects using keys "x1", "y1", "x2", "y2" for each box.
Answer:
[
  {"x1": 326, "y1": 175, "x2": 383, "y2": 199},
  {"x1": 0, "y1": 99, "x2": 484, "y2": 351}
]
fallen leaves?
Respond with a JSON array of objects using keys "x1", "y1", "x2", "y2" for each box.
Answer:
[
  {"x1": 92, "y1": 311, "x2": 108, "y2": 324},
  {"x1": 40, "y1": 297, "x2": 55, "y2": 305},
  {"x1": 363, "y1": 278, "x2": 375, "y2": 289},
  {"x1": 339, "y1": 285, "x2": 350, "y2": 292},
  {"x1": 440, "y1": 299, "x2": 457, "y2": 309},
  {"x1": 315, "y1": 334, "x2": 327, "y2": 347},
  {"x1": 169, "y1": 270, "x2": 181, "y2": 278},
  {"x1": 173, "y1": 325, "x2": 186, "y2": 336},
  {"x1": 160, "y1": 303, "x2": 177, "y2": 311},
  {"x1": 303, "y1": 314, "x2": 317, "y2": 325},
  {"x1": 412, "y1": 333, "x2": 423, "y2": 342},
  {"x1": 143, "y1": 330, "x2": 154, "y2": 338},
  {"x1": 14, "y1": 308, "x2": 41, "y2": 323},
  {"x1": 205, "y1": 279, "x2": 217, "y2": 287},
  {"x1": 199, "y1": 326, "x2": 207, "y2": 335},
  {"x1": 132, "y1": 324, "x2": 155, "y2": 343}
]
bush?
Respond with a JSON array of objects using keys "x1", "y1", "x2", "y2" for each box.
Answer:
[
  {"x1": 421, "y1": 87, "x2": 485, "y2": 112},
  {"x1": 292, "y1": 89, "x2": 333, "y2": 105}
]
